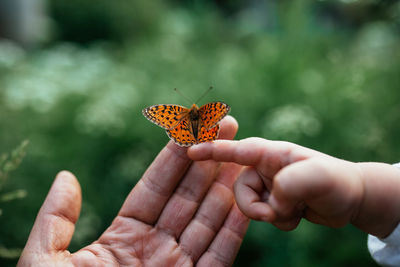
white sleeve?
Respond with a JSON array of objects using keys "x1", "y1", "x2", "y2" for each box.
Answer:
[
  {"x1": 368, "y1": 224, "x2": 400, "y2": 266},
  {"x1": 368, "y1": 163, "x2": 400, "y2": 266}
]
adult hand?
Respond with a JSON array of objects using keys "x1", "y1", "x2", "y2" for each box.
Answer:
[{"x1": 18, "y1": 116, "x2": 249, "y2": 266}]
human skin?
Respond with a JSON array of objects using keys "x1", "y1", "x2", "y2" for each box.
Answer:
[
  {"x1": 18, "y1": 116, "x2": 249, "y2": 267},
  {"x1": 188, "y1": 137, "x2": 400, "y2": 239}
]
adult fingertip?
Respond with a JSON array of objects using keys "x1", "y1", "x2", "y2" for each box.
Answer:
[
  {"x1": 218, "y1": 115, "x2": 238, "y2": 140},
  {"x1": 56, "y1": 170, "x2": 76, "y2": 181},
  {"x1": 50, "y1": 170, "x2": 81, "y2": 222},
  {"x1": 55, "y1": 170, "x2": 81, "y2": 193},
  {"x1": 23, "y1": 170, "x2": 82, "y2": 254}
]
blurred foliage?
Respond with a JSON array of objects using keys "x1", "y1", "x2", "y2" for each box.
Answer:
[
  {"x1": 0, "y1": 140, "x2": 29, "y2": 191},
  {"x1": 1, "y1": 0, "x2": 400, "y2": 265},
  {"x1": 0, "y1": 140, "x2": 28, "y2": 259}
]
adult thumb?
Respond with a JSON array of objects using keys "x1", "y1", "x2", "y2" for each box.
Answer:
[{"x1": 18, "y1": 171, "x2": 81, "y2": 265}]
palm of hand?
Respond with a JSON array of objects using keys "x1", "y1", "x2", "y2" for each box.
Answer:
[
  {"x1": 73, "y1": 218, "x2": 194, "y2": 266},
  {"x1": 18, "y1": 117, "x2": 248, "y2": 267}
]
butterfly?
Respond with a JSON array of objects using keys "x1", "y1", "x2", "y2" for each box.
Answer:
[{"x1": 142, "y1": 102, "x2": 230, "y2": 147}]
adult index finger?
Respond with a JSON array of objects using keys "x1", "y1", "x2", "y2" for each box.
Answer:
[{"x1": 118, "y1": 116, "x2": 238, "y2": 225}]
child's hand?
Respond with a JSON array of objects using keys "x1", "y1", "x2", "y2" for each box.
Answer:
[{"x1": 188, "y1": 138, "x2": 400, "y2": 238}]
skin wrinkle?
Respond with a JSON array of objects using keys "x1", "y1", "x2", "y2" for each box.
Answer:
[
  {"x1": 98, "y1": 245, "x2": 126, "y2": 267},
  {"x1": 195, "y1": 212, "x2": 222, "y2": 235},
  {"x1": 213, "y1": 163, "x2": 233, "y2": 186},
  {"x1": 135, "y1": 229, "x2": 159, "y2": 265},
  {"x1": 245, "y1": 141, "x2": 278, "y2": 181},
  {"x1": 52, "y1": 219, "x2": 75, "y2": 252},
  {"x1": 257, "y1": 153, "x2": 276, "y2": 182},
  {"x1": 222, "y1": 141, "x2": 235, "y2": 161},
  {"x1": 206, "y1": 251, "x2": 231, "y2": 267},
  {"x1": 39, "y1": 217, "x2": 51, "y2": 253},
  {"x1": 142, "y1": 162, "x2": 189, "y2": 198},
  {"x1": 175, "y1": 257, "x2": 192, "y2": 267},
  {"x1": 255, "y1": 168, "x2": 272, "y2": 192},
  {"x1": 279, "y1": 143, "x2": 296, "y2": 167},
  {"x1": 239, "y1": 168, "x2": 265, "y2": 197},
  {"x1": 284, "y1": 141, "x2": 327, "y2": 163},
  {"x1": 119, "y1": 186, "x2": 167, "y2": 224},
  {"x1": 94, "y1": 244, "x2": 122, "y2": 266},
  {"x1": 207, "y1": 234, "x2": 232, "y2": 266},
  {"x1": 235, "y1": 142, "x2": 257, "y2": 167},
  {"x1": 159, "y1": 165, "x2": 222, "y2": 241},
  {"x1": 195, "y1": 189, "x2": 233, "y2": 233},
  {"x1": 330, "y1": 162, "x2": 363, "y2": 226},
  {"x1": 156, "y1": 196, "x2": 197, "y2": 239},
  {"x1": 214, "y1": 179, "x2": 234, "y2": 194},
  {"x1": 167, "y1": 242, "x2": 185, "y2": 266},
  {"x1": 38, "y1": 213, "x2": 73, "y2": 253},
  {"x1": 108, "y1": 216, "x2": 151, "y2": 240},
  {"x1": 175, "y1": 160, "x2": 217, "y2": 202},
  {"x1": 239, "y1": 139, "x2": 261, "y2": 165},
  {"x1": 170, "y1": 194, "x2": 198, "y2": 219},
  {"x1": 155, "y1": 160, "x2": 222, "y2": 239},
  {"x1": 350, "y1": 163, "x2": 367, "y2": 225},
  {"x1": 179, "y1": 244, "x2": 196, "y2": 263},
  {"x1": 141, "y1": 177, "x2": 171, "y2": 198},
  {"x1": 178, "y1": 220, "x2": 213, "y2": 262},
  {"x1": 154, "y1": 238, "x2": 180, "y2": 266},
  {"x1": 210, "y1": 142, "x2": 222, "y2": 162},
  {"x1": 175, "y1": 182, "x2": 205, "y2": 202},
  {"x1": 165, "y1": 141, "x2": 191, "y2": 161},
  {"x1": 225, "y1": 209, "x2": 249, "y2": 239},
  {"x1": 247, "y1": 189, "x2": 261, "y2": 207},
  {"x1": 130, "y1": 226, "x2": 146, "y2": 267},
  {"x1": 126, "y1": 145, "x2": 190, "y2": 223},
  {"x1": 75, "y1": 245, "x2": 113, "y2": 266},
  {"x1": 44, "y1": 211, "x2": 76, "y2": 232},
  {"x1": 96, "y1": 217, "x2": 150, "y2": 264},
  {"x1": 46, "y1": 175, "x2": 81, "y2": 224},
  {"x1": 221, "y1": 226, "x2": 245, "y2": 247},
  {"x1": 178, "y1": 187, "x2": 236, "y2": 261},
  {"x1": 232, "y1": 141, "x2": 245, "y2": 165}
]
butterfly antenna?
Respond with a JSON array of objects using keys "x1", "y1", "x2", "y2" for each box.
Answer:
[
  {"x1": 174, "y1": 88, "x2": 194, "y2": 105},
  {"x1": 194, "y1": 86, "x2": 213, "y2": 104}
]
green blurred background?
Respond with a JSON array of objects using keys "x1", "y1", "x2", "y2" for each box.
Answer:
[{"x1": 1, "y1": 0, "x2": 400, "y2": 266}]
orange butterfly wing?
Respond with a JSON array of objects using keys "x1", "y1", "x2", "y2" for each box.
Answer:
[
  {"x1": 166, "y1": 120, "x2": 220, "y2": 146},
  {"x1": 143, "y1": 101, "x2": 229, "y2": 147},
  {"x1": 166, "y1": 119, "x2": 197, "y2": 147},
  {"x1": 197, "y1": 124, "x2": 220, "y2": 143},
  {"x1": 142, "y1": 104, "x2": 188, "y2": 130},
  {"x1": 198, "y1": 102, "x2": 230, "y2": 129}
]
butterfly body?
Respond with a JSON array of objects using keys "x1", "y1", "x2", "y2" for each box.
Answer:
[
  {"x1": 143, "y1": 102, "x2": 230, "y2": 147},
  {"x1": 187, "y1": 104, "x2": 201, "y2": 139}
]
